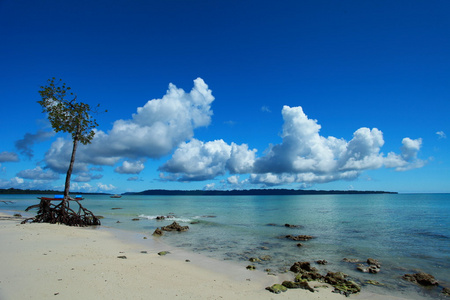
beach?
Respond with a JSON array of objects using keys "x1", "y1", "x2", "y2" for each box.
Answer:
[{"x1": 0, "y1": 212, "x2": 410, "y2": 300}]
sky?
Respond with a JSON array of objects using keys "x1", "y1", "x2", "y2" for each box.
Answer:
[{"x1": 0, "y1": 0, "x2": 449, "y2": 194}]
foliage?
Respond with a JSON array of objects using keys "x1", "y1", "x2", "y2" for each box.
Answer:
[{"x1": 38, "y1": 78, "x2": 102, "y2": 145}]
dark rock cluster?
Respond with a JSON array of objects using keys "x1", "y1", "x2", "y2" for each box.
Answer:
[
  {"x1": 161, "y1": 221, "x2": 189, "y2": 232},
  {"x1": 267, "y1": 261, "x2": 361, "y2": 296},
  {"x1": 402, "y1": 272, "x2": 439, "y2": 286}
]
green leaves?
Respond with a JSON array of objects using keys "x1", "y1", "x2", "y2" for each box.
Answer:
[{"x1": 37, "y1": 78, "x2": 102, "y2": 145}]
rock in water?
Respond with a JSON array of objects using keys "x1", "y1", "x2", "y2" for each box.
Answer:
[
  {"x1": 402, "y1": 272, "x2": 439, "y2": 286},
  {"x1": 152, "y1": 228, "x2": 164, "y2": 236},
  {"x1": 161, "y1": 221, "x2": 189, "y2": 232},
  {"x1": 285, "y1": 234, "x2": 314, "y2": 241}
]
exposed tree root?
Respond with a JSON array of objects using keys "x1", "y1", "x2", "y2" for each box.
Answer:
[{"x1": 22, "y1": 198, "x2": 100, "y2": 226}]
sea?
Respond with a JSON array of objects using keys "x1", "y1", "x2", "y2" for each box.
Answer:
[{"x1": 1, "y1": 193, "x2": 449, "y2": 299}]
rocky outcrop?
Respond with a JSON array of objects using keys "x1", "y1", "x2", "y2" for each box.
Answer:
[
  {"x1": 265, "y1": 284, "x2": 287, "y2": 294},
  {"x1": 402, "y1": 272, "x2": 439, "y2": 286},
  {"x1": 285, "y1": 235, "x2": 314, "y2": 241},
  {"x1": 290, "y1": 261, "x2": 322, "y2": 281},
  {"x1": 152, "y1": 228, "x2": 163, "y2": 236},
  {"x1": 282, "y1": 280, "x2": 315, "y2": 292},
  {"x1": 267, "y1": 261, "x2": 361, "y2": 296},
  {"x1": 357, "y1": 258, "x2": 381, "y2": 274},
  {"x1": 324, "y1": 271, "x2": 361, "y2": 296},
  {"x1": 161, "y1": 221, "x2": 189, "y2": 232},
  {"x1": 284, "y1": 223, "x2": 302, "y2": 228}
]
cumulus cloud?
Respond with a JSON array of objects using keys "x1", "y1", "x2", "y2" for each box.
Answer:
[
  {"x1": 115, "y1": 160, "x2": 145, "y2": 174},
  {"x1": 158, "y1": 139, "x2": 256, "y2": 181},
  {"x1": 384, "y1": 138, "x2": 425, "y2": 171},
  {"x1": 161, "y1": 105, "x2": 425, "y2": 186},
  {"x1": 16, "y1": 166, "x2": 59, "y2": 180},
  {"x1": 44, "y1": 78, "x2": 214, "y2": 174},
  {"x1": 15, "y1": 129, "x2": 54, "y2": 159},
  {"x1": 0, "y1": 151, "x2": 19, "y2": 162},
  {"x1": 249, "y1": 106, "x2": 424, "y2": 185},
  {"x1": 0, "y1": 177, "x2": 24, "y2": 188},
  {"x1": 73, "y1": 172, "x2": 103, "y2": 182}
]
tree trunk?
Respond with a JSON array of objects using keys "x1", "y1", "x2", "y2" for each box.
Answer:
[{"x1": 64, "y1": 134, "x2": 79, "y2": 200}]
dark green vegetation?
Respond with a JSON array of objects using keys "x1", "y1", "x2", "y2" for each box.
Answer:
[
  {"x1": 126, "y1": 189, "x2": 397, "y2": 196},
  {"x1": 0, "y1": 188, "x2": 107, "y2": 195},
  {"x1": 1, "y1": 188, "x2": 396, "y2": 196}
]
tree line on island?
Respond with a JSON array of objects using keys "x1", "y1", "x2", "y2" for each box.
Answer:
[
  {"x1": 1, "y1": 188, "x2": 397, "y2": 196},
  {"x1": 124, "y1": 189, "x2": 397, "y2": 196}
]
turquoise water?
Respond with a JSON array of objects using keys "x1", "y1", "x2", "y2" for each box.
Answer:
[{"x1": 1, "y1": 193, "x2": 449, "y2": 299}]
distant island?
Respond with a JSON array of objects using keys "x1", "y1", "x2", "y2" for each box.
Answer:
[
  {"x1": 125, "y1": 189, "x2": 397, "y2": 196},
  {"x1": 0, "y1": 188, "x2": 108, "y2": 195},
  {"x1": 0, "y1": 188, "x2": 397, "y2": 196}
]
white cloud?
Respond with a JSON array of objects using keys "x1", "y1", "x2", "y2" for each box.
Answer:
[
  {"x1": 73, "y1": 172, "x2": 103, "y2": 182},
  {"x1": 0, "y1": 176, "x2": 57, "y2": 190},
  {"x1": 161, "y1": 105, "x2": 425, "y2": 187},
  {"x1": 204, "y1": 182, "x2": 216, "y2": 190},
  {"x1": 44, "y1": 78, "x2": 214, "y2": 174},
  {"x1": 0, "y1": 151, "x2": 19, "y2": 162},
  {"x1": 158, "y1": 139, "x2": 256, "y2": 181},
  {"x1": 114, "y1": 160, "x2": 145, "y2": 174},
  {"x1": 384, "y1": 138, "x2": 425, "y2": 171},
  {"x1": 16, "y1": 166, "x2": 60, "y2": 180},
  {"x1": 436, "y1": 131, "x2": 446, "y2": 139},
  {"x1": 71, "y1": 182, "x2": 117, "y2": 193},
  {"x1": 227, "y1": 175, "x2": 240, "y2": 185},
  {"x1": 96, "y1": 183, "x2": 116, "y2": 191}
]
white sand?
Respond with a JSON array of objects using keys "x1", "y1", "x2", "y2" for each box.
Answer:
[{"x1": 0, "y1": 213, "x2": 406, "y2": 300}]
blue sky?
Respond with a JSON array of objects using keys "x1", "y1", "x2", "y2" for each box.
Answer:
[{"x1": 0, "y1": 0, "x2": 449, "y2": 193}]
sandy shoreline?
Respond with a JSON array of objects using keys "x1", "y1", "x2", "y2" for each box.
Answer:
[{"x1": 0, "y1": 212, "x2": 407, "y2": 300}]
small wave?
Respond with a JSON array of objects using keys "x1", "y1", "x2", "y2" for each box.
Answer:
[{"x1": 138, "y1": 214, "x2": 192, "y2": 223}]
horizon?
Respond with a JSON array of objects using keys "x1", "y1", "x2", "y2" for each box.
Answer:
[{"x1": 1, "y1": 1, "x2": 449, "y2": 193}]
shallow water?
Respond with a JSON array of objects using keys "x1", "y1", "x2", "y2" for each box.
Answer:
[{"x1": 2, "y1": 193, "x2": 449, "y2": 299}]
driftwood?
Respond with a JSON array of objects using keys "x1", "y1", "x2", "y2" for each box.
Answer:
[{"x1": 22, "y1": 198, "x2": 100, "y2": 226}]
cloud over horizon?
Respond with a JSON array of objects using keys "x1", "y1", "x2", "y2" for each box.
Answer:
[
  {"x1": 43, "y1": 78, "x2": 215, "y2": 174},
  {"x1": 160, "y1": 105, "x2": 425, "y2": 187}
]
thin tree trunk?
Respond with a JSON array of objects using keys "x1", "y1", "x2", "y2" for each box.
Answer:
[{"x1": 64, "y1": 134, "x2": 79, "y2": 200}]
